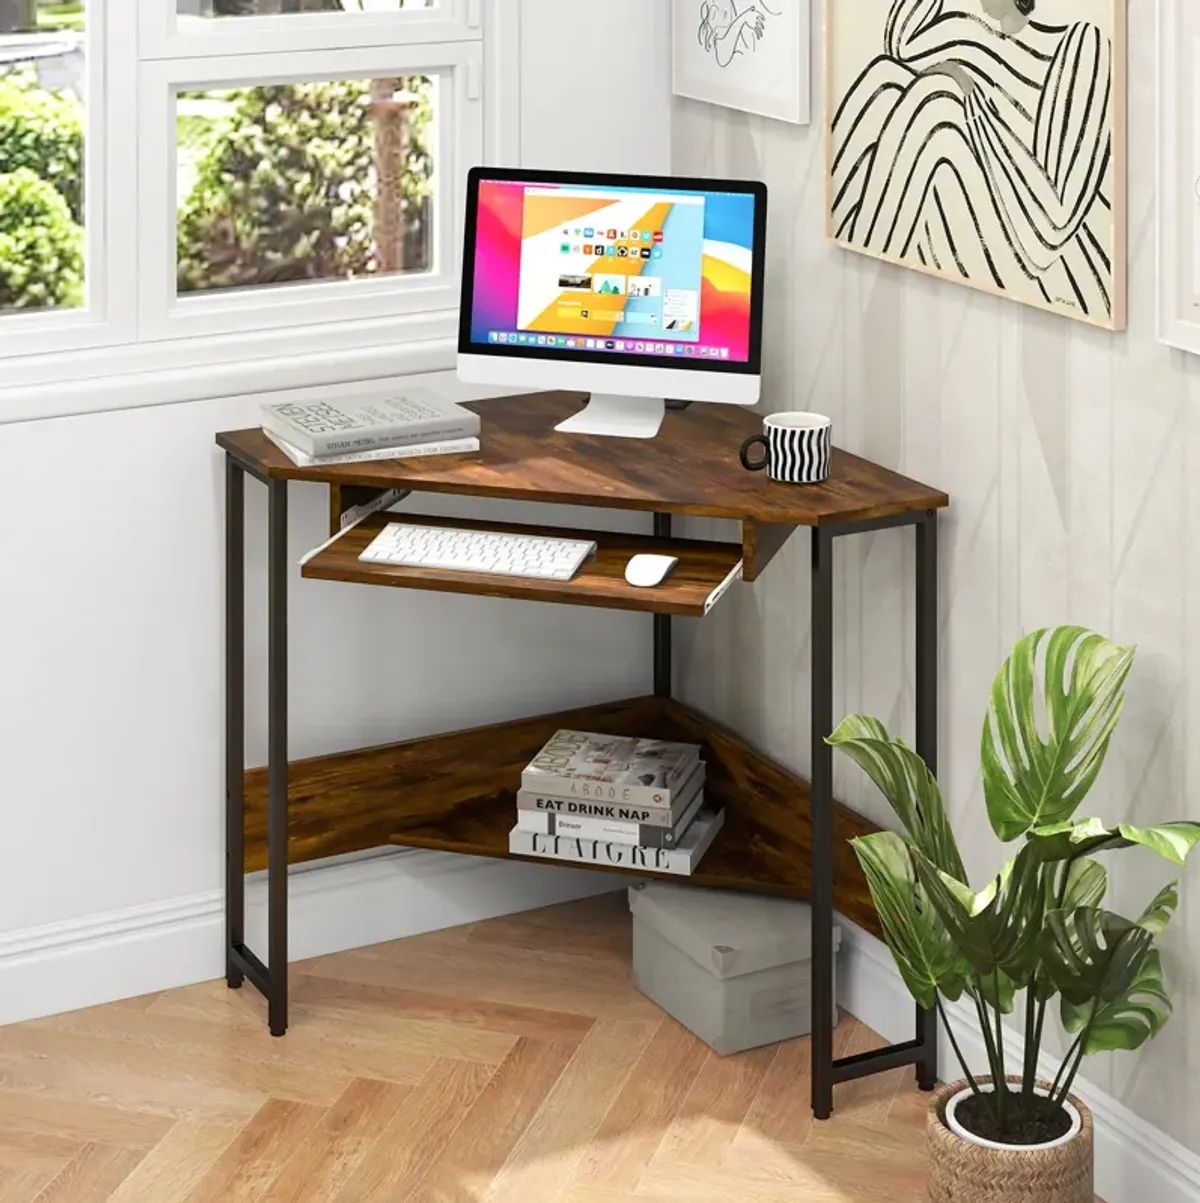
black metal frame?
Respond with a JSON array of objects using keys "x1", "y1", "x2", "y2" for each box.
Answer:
[
  {"x1": 223, "y1": 455, "x2": 942, "y2": 1102},
  {"x1": 808, "y1": 508, "x2": 940, "y2": 1118},
  {"x1": 225, "y1": 457, "x2": 291, "y2": 1036}
]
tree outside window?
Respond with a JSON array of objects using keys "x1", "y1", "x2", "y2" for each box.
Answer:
[
  {"x1": 0, "y1": 0, "x2": 438, "y2": 315},
  {"x1": 0, "y1": 0, "x2": 85, "y2": 315}
]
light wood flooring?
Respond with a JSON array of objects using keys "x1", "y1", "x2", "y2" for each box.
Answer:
[{"x1": 0, "y1": 892, "x2": 1073, "y2": 1202}]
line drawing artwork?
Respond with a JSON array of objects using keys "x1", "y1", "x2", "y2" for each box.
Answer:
[
  {"x1": 697, "y1": 1, "x2": 782, "y2": 68},
  {"x1": 828, "y1": 0, "x2": 1123, "y2": 327}
]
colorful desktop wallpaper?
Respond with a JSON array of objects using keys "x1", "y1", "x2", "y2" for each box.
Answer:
[{"x1": 469, "y1": 179, "x2": 756, "y2": 361}]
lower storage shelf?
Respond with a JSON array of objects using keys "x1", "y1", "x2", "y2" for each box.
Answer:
[{"x1": 241, "y1": 695, "x2": 882, "y2": 937}]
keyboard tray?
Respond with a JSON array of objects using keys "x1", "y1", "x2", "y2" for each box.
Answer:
[{"x1": 300, "y1": 513, "x2": 745, "y2": 618}]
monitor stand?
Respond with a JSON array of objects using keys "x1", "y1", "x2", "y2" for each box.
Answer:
[{"x1": 554, "y1": 394, "x2": 666, "y2": 439}]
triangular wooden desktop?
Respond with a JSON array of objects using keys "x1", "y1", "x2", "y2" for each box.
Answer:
[{"x1": 217, "y1": 391, "x2": 950, "y2": 1119}]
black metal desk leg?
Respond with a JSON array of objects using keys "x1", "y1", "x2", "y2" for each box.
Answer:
[
  {"x1": 225, "y1": 457, "x2": 246, "y2": 990},
  {"x1": 810, "y1": 527, "x2": 835, "y2": 1120},
  {"x1": 267, "y1": 478, "x2": 289, "y2": 1037},
  {"x1": 654, "y1": 513, "x2": 672, "y2": 698},
  {"x1": 915, "y1": 511, "x2": 940, "y2": 1090}
]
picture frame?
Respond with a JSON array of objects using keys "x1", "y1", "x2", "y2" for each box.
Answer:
[
  {"x1": 825, "y1": 0, "x2": 1127, "y2": 331},
  {"x1": 671, "y1": 0, "x2": 811, "y2": 126},
  {"x1": 1157, "y1": 0, "x2": 1200, "y2": 355}
]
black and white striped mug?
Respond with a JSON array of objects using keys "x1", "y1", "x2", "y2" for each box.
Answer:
[{"x1": 738, "y1": 412, "x2": 832, "y2": 484}]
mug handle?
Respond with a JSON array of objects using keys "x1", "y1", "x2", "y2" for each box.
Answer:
[{"x1": 739, "y1": 433, "x2": 769, "y2": 471}]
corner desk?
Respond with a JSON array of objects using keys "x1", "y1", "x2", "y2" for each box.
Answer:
[{"x1": 216, "y1": 390, "x2": 950, "y2": 1120}]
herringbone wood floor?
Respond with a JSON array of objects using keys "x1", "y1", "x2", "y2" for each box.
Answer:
[{"x1": 0, "y1": 893, "x2": 1097, "y2": 1202}]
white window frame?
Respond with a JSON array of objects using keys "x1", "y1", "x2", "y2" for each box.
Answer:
[
  {"x1": 141, "y1": 0, "x2": 481, "y2": 62},
  {"x1": 0, "y1": 0, "x2": 138, "y2": 360},
  {"x1": 138, "y1": 43, "x2": 480, "y2": 342},
  {"x1": 0, "y1": 0, "x2": 516, "y2": 411}
]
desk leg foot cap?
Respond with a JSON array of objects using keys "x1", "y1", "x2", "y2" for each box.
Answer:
[{"x1": 226, "y1": 972, "x2": 244, "y2": 990}]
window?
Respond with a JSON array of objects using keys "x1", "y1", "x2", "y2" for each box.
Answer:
[
  {"x1": 175, "y1": 76, "x2": 436, "y2": 297},
  {"x1": 0, "y1": 0, "x2": 498, "y2": 387},
  {"x1": 0, "y1": 1, "x2": 89, "y2": 323}
]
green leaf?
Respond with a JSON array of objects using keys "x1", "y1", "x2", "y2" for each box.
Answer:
[
  {"x1": 1062, "y1": 950, "x2": 1171, "y2": 1053},
  {"x1": 1040, "y1": 907, "x2": 1153, "y2": 1008},
  {"x1": 1028, "y1": 818, "x2": 1200, "y2": 866},
  {"x1": 828, "y1": 716, "x2": 966, "y2": 879},
  {"x1": 981, "y1": 627, "x2": 1134, "y2": 841},
  {"x1": 849, "y1": 832, "x2": 969, "y2": 1010},
  {"x1": 1033, "y1": 857, "x2": 1108, "y2": 1002},
  {"x1": 966, "y1": 968, "x2": 1018, "y2": 1015},
  {"x1": 913, "y1": 842, "x2": 1047, "y2": 980},
  {"x1": 1136, "y1": 881, "x2": 1179, "y2": 937}
]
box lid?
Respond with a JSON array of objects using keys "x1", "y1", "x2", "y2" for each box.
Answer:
[{"x1": 628, "y1": 882, "x2": 841, "y2": 980}]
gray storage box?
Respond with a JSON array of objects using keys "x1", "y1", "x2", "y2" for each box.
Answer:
[{"x1": 629, "y1": 882, "x2": 840, "y2": 1056}]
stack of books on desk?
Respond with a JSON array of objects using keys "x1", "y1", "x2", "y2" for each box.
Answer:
[
  {"x1": 509, "y1": 730, "x2": 724, "y2": 874},
  {"x1": 260, "y1": 393, "x2": 481, "y2": 467}
]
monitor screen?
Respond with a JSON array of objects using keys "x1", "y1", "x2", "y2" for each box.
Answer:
[{"x1": 460, "y1": 169, "x2": 766, "y2": 372}]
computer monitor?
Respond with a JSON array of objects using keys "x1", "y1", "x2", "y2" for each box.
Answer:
[{"x1": 457, "y1": 167, "x2": 768, "y2": 439}]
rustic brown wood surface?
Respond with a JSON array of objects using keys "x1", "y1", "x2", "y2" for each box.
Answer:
[
  {"x1": 217, "y1": 392, "x2": 949, "y2": 527},
  {"x1": 327, "y1": 485, "x2": 397, "y2": 537},
  {"x1": 242, "y1": 696, "x2": 882, "y2": 936},
  {"x1": 301, "y1": 513, "x2": 744, "y2": 617},
  {"x1": 741, "y1": 520, "x2": 797, "y2": 581}
]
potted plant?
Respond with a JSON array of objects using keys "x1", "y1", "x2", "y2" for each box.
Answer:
[{"x1": 829, "y1": 626, "x2": 1200, "y2": 1203}]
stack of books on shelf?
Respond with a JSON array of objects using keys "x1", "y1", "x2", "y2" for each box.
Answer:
[
  {"x1": 260, "y1": 393, "x2": 481, "y2": 467},
  {"x1": 509, "y1": 730, "x2": 725, "y2": 875}
]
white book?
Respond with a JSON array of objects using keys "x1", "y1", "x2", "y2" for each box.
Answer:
[
  {"x1": 264, "y1": 427, "x2": 480, "y2": 467},
  {"x1": 508, "y1": 807, "x2": 725, "y2": 876},
  {"x1": 261, "y1": 393, "x2": 480, "y2": 457},
  {"x1": 514, "y1": 786, "x2": 707, "y2": 849},
  {"x1": 522, "y1": 730, "x2": 702, "y2": 807},
  {"x1": 517, "y1": 762, "x2": 705, "y2": 829}
]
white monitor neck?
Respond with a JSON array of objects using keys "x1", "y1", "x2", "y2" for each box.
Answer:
[{"x1": 553, "y1": 394, "x2": 666, "y2": 439}]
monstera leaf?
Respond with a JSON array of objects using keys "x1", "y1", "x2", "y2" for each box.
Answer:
[
  {"x1": 1057, "y1": 885, "x2": 1179, "y2": 1052},
  {"x1": 1062, "y1": 950, "x2": 1171, "y2": 1053},
  {"x1": 966, "y1": 968, "x2": 1018, "y2": 1014},
  {"x1": 850, "y1": 831, "x2": 969, "y2": 1010},
  {"x1": 1040, "y1": 907, "x2": 1154, "y2": 1008},
  {"x1": 981, "y1": 628, "x2": 1135, "y2": 841},
  {"x1": 913, "y1": 842, "x2": 1046, "y2": 980},
  {"x1": 828, "y1": 716, "x2": 965, "y2": 879},
  {"x1": 1136, "y1": 881, "x2": 1180, "y2": 936},
  {"x1": 1033, "y1": 857, "x2": 1109, "y2": 1002},
  {"x1": 1027, "y1": 817, "x2": 1200, "y2": 866}
]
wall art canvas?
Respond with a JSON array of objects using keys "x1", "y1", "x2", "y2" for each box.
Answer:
[
  {"x1": 826, "y1": 0, "x2": 1126, "y2": 329},
  {"x1": 673, "y1": 1, "x2": 811, "y2": 125}
]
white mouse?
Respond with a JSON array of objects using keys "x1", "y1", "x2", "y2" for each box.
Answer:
[{"x1": 625, "y1": 554, "x2": 679, "y2": 588}]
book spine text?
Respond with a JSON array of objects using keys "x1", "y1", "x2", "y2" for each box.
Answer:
[{"x1": 508, "y1": 830, "x2": 696, "y2": 874}]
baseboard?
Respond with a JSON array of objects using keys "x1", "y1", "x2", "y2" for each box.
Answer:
[
  {"x1": 837, "y1": 916, "x2": 1200, "y2": 1203},
  {"x1": 0, "y1": 850, "x2": 623, "y2": 1028}
]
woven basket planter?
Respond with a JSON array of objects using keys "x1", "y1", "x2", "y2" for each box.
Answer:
[{"x1": 927, "y1": 1077, "x2": 1093, "y2": 1203}]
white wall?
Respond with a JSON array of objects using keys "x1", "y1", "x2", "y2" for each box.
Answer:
[
  {"x1": 519, "y1": 0, "x2": 673, "y2": 174},
  {"x1": 0, "y1": 1, "x2": 671, "y2": 1021},
  {"x1": 672, "y1": 0, "x2": 1200, "y2": 1160}
]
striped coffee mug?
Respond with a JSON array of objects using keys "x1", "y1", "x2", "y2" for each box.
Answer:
[{"x1": 739, "y1": 412, "x2": 832, "y2": 484}]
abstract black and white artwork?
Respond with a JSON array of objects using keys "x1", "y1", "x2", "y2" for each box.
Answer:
[
  {"x1": 673, "y1": 0, "x2": 811, "y2": 125},
  {"x1": 827, "y1": 0, "x2": 1126, "y2": 329}
]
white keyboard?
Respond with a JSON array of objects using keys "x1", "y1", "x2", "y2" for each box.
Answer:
[{"x1": 359, "y1": 522, "x2": 597, "y2": 581}]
